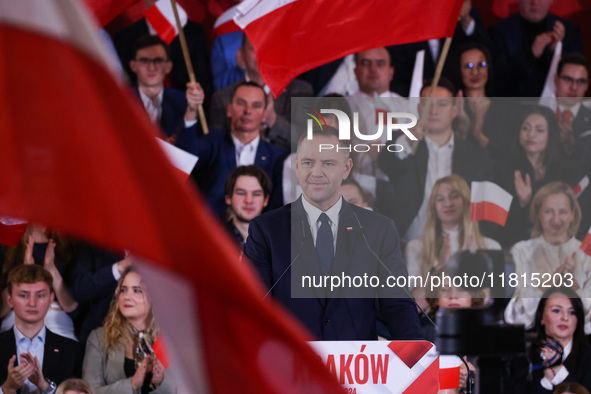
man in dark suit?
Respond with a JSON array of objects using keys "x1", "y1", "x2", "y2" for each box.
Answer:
[
  {"x1": 129, "y1": 35, "x2": 204, "y2": 155},
  {"x1": 210, "y1": 35, "x2": 313, "y2": 152},
  {"x1": 1, "y1": 265, "x2": 78, "y2": 394},
  {"x1": 489, "y1": 0, "x2": 583, "y2": 97},
  {"x1": 552, "y1": 53, "x2": 591, "y2": 151},
  {"x1": 378, "y1": 80, "x2": 495, "y2": 240},
  {"x1": 244, "y1": 127, "x2": 422, "y2": 340},
  {"x1": 193, "y1": 81, "x2": 288, "y2": 219}
]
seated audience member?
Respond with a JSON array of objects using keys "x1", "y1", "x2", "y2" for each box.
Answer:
[
  {"x1": 1, "y1": 225, "x2": 78, "y2": 340},
  {"x1": 340, "y1": 177, "x2": 371, "y2": 209},
  {"x1": 113, "y1": 2, "x2": 212, "y2": 96},
  {"x1": 388, "y1": 0, "x2": 493, "y2": 97},
  {"x1": 554, "y1": 382, "x2": 590, "y2": 394},
  {"x1": 488, "y1": 0, "x2": 583, "y2": 97},
  {"x1": 128, "y1": 35, "x2": 204, "y2": 154},
  {"x1": 550, "y1": 54, "x2": 591, "y2": 151},
  {"x1": 405, "y1": 175, "x2": 501, "y2": 306},
  {"x1": 513, "y1": 287, "x2": 591, "y2": 393},
  {"x1": 495, "y1": 105, "x2": 591, "y2": 247},
  {"x1": 193, "y1": 81, "x2": 288, "y2": 219},
  {"x1": 70, "y1": 245, "x2": 129, "y2": 345},
  {"x1": 210, "y1": 35, "x2": 313, "y2": 152},
  {"x1": 56, "y1": 379, "x2": 96, "y2": 394},
  {"x1": 0, "y1": 265, "x2": 78, "y2": 394},
  {"x1": 378, "y1": 79, "x2": 495, "y2": 242},
  {"x1": 505, "y1": 182, "x2": 591, "y2": 333},
  {"x1": 347, "y1": 47, "x2": 408, "y2": 180},
  {"x1": 83, "y1": 269, "x2": 174, "y2": 393},
  {"x1": 224, "y1": 165, "x2": 271, "y2": 250},
  {"x1": 211, "y1": 4, "x2": 245, "y2": 91}
]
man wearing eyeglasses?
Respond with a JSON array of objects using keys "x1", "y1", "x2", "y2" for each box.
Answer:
[
  {"x1": 553, "y1": 53, "x2": 591, "y2": 150},
  {"x1": 129, "y1": 35, "x2": 204, "y2": 155}
]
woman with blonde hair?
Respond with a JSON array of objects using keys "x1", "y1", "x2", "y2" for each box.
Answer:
[
  {"x1": 83, "y1": 268, "x2": 174, "y2": 393},
  {"x1": 405, "y1": 174, "x2": 501, "y2": 297},
  {"x1": 505, "y1": 182, "x2": 591, "y2": 333}
]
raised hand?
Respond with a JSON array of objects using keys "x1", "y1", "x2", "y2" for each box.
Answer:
[
  {"x1": 2, "y1": 355, "x2": 34, "y2": 394},
  {"x1": 514, "y1": 170, "x2": 532, "y2": 207}
]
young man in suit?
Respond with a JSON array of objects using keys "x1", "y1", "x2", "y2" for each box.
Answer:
[
  {"x1": 129, "y1": 35, "x2": 204, "y2": 155},
  {"x1": 244, "y1": 127, "x2": 422, "y2": 340},
  {"x1": 0, "y1": 265, "x2": 78, "y2": 394},
  {"x1": 193, "y1": 81, "x2": 288, "y2": 219}
]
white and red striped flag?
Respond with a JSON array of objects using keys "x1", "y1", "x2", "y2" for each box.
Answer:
[
  {"x1": 471, "y1": 181, "x2": 513, "y2": 227},
  {"x1": 233, "y1": 0, "x2": 463, "y2": 97},
  {"x1": 0, "y1": 1, "x2": 342, "y2": 393},
  {"x1": 581, "y1": 226, "x2": 591, "y2": 257},
  {"x1": 439, "y1": 355, "x2": 461, "y2": 390},
  {"x1": 144, "y1": 0, "x2": 188, "y2": 44},
  {"x1": 156, "y1": 138, "x2": 198, "y2": 181},
  {"x1": 213, "y1": 3, "x2": 242, "y2": 38},
  {"x1": 574, "y1": 175, "x2": 589, "y2": 198}
]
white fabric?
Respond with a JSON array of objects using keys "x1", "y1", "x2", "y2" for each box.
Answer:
[
  {"x1": 301, "y1": 195, "x2": 342, "y2": 252},
  {"x1": 404, "y1": 134, "x2": 454, "y2": 241},
  {"x1": 232, "y1": 135, "x2": 260, "y2": 166},
  {"x1": 139, "y1": 88, "x2": 163, "y2": 124},
  {"x1": 504, "y1": 237, "x2": 591, "y2": 334},
  {"x1": 405, "y1": 232, "x2": 501, "y2": 287},
  {"x1": 319, "y1": 54, "x2": 359, "y2": 97}
]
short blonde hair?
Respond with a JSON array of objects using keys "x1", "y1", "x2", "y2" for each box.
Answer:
[{"x1": 530, "y1": 181, "x2": 581, "y2": 238}]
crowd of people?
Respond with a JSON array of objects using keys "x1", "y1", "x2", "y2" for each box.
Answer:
[{"x1": 2, "y1": 0, "x2": 591, "y2": 392}]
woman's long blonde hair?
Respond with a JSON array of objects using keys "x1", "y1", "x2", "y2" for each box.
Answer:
[
  {"x1": 420, "y1": 175, "x2": 486, "y2": 277},
  {"x1": 102, "y1": 268, "x2": 159, "y2": 352}
]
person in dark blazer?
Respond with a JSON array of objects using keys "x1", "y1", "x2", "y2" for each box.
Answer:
[
  {"x1": 128, "y1": 35, "x2": 204, "y2": 156},
  {"x1": 0, "y1": 265, "x2": 78, "y2": 393},
  {"x1": 209, "y1": 35, "x2": 313, "y2": 152},
  {"x1": 378, "y1": 80, "x2": 495, "y2": 240},
  {"x1": 488, "y1": 0, "x2": 583, "y2": 97},
  {"x1": 244, "y1": 127, "x2": 422, "y2": 341},
  {"x1": 193, "y1": 82, "x2": 288, "y2": 219}
]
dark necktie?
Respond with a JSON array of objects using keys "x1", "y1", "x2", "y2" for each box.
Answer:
[{"x1": 316, "y1": 213, "x2": 334, "y2": 274}]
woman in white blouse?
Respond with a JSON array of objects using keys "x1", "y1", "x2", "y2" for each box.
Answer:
[
  {"x1": 405, "y1": 174, "x2": 501, "y2": 299},
  {"x1": 505, "y1": 181, "x2": 591, "y2": 333}
]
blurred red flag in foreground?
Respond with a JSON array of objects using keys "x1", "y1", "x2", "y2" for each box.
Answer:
[{"x1": 0, "y1": 1, "x2": 342, "y2": 392}]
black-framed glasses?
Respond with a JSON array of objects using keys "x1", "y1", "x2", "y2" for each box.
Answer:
[
  {"x1": 558, "y1": 75, "x2": 589, "y2": 87},
  {"x1": 135, "y1": 57, "x2": 168, "y2": 66},
  {"x1": 462, "y1": 61, "x2": 487, "y2": 71}
]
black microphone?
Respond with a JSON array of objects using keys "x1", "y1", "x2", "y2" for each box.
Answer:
[
  {"x1": 351, "y1": 210, "x2": 437, "y2": 330},
  {"x1": 264, "y1": 219, "x2": 306, "y2": 299}
]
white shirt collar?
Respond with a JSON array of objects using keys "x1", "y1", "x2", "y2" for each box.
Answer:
[
  {"x1": 138, "y1": 87, "x2": 164, "y2": 109},
  {"x1": 354, "y1": 90, "x2": 401, "y2": 98},
  {"x1": 557, "y1": 101, "x2": 581, "y2": 119},
  {"x1": 301, "y1": 194, "x2": 342, "y2": 227},
  {"x1": 14, "y1": 324, "x2": 46, "y2": 344}
]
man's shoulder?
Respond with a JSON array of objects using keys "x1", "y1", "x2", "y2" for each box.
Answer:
[
  {"x1": 0, "y1": 329, "x2": 14, "y2": 343},
  {"x1": 252, "y1": 203, "x2": 291, "y2": 227},
  {"x1": 46, "y1": 329, "x2": 78, "y2": 350},
  {"x1": 348, "y1": 203, "x2": 395, "y2": 229},
  {"x1": 258, "y1": 138, "x2": 289, "y2": 159}
]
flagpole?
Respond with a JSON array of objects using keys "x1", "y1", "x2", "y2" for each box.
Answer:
[
  {"x1": 410, "y1": 36, "x2": 453, "y2": 155},
  {"x1": 170, "y1": 0, "x2": 209, "y2": 135}
]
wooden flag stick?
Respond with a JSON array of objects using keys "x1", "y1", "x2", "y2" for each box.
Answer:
[
  {"x1": 170, "y1": 0, "x2": 209, "y2": 135},
  {"x1": 410, "y1": 36, "x2": 453, "y2": 155}
]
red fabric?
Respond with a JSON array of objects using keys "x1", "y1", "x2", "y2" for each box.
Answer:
[
  {"x1": 82, "y1": 0, "x2": 141, "y2": 27},
  {"x1": 0, "y1": 24, "x2": 342, "y2": 394},
  {"x1": 144, "y1": 5, "x2": 177, "y2": 44},
  {"x1": 238, "y1": 0, "x2": 463, "y2": 97},
  {"x1": 492, "y1": 0, "x2": 582, "y2": 18},
  {"x1": 470, "y1": 201, "x2": 509, "y2": 227},
  {"x1": 401, "y1": 356, "x2": 439, "y2": 393},
  {"x1": 0, "y1": 223, "x2": 27, "y2": 246},
  {"x1": 213, "y1": 19, "x2": 241, "y2": 37},
  {"x1": 439, "y1": 364, "x2": 461, "y2": 390},
  {"x1": 153, "y1": 334, "x2": 171, "y2": 369}
]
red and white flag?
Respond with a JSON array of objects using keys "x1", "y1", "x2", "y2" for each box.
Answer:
[
  {"x1": 574, "y1": 175, "x2": 589, "y2": 198},
  {"x1": 0, "y1": 1, "x2": 341, "y2": 393},
  {"x1": 213, "y1": 3, "x2": 242, "y2": 38},
  {"x1": 82, "y1": 0, "x2": 142, "y2": 27},
  {"x1": 439, "y1": 355, "x2": 461, "y2": 390},
  {"x1": 233, "y1": 0, "x2": 463, "y2": 97},
  {"x1": 0, "y1": 217, "x2": 28, "y2": 247},
  {"x1": 470, "y1": 182, "x2": 513, "y2": 227},
  {"x1": 581, "y1": 226, "x2": 591, "y2": 257},
  {"x1": 145, "y1": 0, "x2": 188, "y2": 44},
  {"x1": 156, "y1": 138, "x2": 198, "y2": 181}
]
